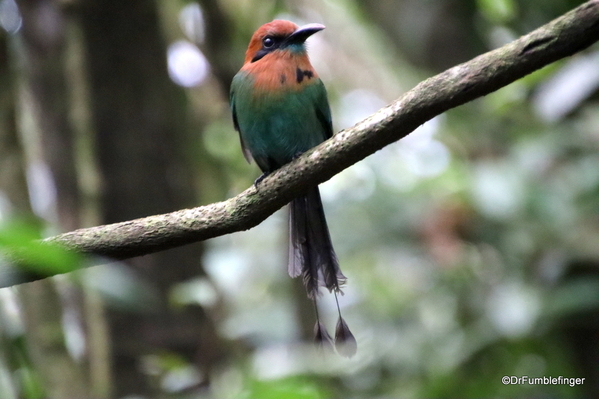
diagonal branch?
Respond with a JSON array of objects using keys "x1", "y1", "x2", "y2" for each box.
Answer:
[{"x1": 7, "y1": 0, "x2": 599, "y2": 284}]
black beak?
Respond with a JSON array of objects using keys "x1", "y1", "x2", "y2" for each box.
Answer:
[{"x1": 286, "y1": 23, "x2": 325, "y2": 45}]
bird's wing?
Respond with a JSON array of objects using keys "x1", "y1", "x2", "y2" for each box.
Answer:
[
  {"x1": 230, "y1": 78, "x2": 254, "y2": 164},
  {"x1": 314, "y1": 80, "x2": 334, "y2": 140}
]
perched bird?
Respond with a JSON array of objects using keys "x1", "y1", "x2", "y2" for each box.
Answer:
[{"x1": 230, "y1": 20, "x2": 356, "y2": 357}]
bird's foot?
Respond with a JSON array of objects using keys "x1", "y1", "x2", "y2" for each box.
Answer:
[{"x1": 254, "y1": 172, "x2": 269, "y2": 187}]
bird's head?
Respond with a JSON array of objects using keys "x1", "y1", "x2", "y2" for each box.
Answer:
[{"x1": 244, "y1": 20, "x2": 325, "y2": 64}]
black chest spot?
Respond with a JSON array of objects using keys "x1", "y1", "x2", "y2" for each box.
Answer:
[
  {"x1": 296, "y1": 68, "x2": 314, "y2": 84},
  {"x1": 280, "y1": 74, "x2": 287, "y2": 84}
]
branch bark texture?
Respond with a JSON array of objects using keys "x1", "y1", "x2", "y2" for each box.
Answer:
[{"x1": 19, "y1": 0, "x2": 599, "y2": 277}]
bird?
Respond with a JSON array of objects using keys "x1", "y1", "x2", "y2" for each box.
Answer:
[{"x1": 230, "y1": 20, "x2": 356, "y2": 357}]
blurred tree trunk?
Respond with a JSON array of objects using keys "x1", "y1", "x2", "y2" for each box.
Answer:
[
  {"x1": 16, "y1": 0, "x2": 89, "y2": 397},
  {"x1": 17, "y1": 282, "x2": 89, "y2": 398},
  {"x1": 0, "y1": 27, "x2": 29, "y2": 399},
  {"x1": 18, "y1": 0, "x2": 80, "y2": 229},
  {"x1": 2, "y1": 1, "x2": 89, "y2": 396},
  {"x1": 199, "y1": 0, "x2": 238, "y2": 89},
  {"x1": 0, "y1": 32, "x2": 29, "y2": 213},
  {"x1": 77, "y1": 0, "x2": 226, "y2": 396}
]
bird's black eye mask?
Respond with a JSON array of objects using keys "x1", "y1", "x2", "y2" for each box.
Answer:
[{"x1": 251, "y1": 35, "x2": 286, "y2": 63}]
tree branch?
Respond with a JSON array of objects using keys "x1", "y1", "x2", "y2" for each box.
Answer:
[{"x1": 5, "y1": 0, "x2": 599, "y2": 285}]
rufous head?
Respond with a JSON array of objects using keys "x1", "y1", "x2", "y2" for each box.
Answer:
[{"x1": 243, "y1": 20, "x2": 325, "y2": 64}]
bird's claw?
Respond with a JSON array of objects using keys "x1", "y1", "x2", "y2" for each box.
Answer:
[{"x1": 254, "y1": 173, "x2": 269, "y2": 187}]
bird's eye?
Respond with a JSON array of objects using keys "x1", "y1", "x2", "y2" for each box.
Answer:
[{"x1": 262, "y1": 36, "x2": 275, "y2": 48}]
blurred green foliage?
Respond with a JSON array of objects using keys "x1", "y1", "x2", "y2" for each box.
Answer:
[{"x1": 0, "y1": 219, "x2": 81, "y2": 277}]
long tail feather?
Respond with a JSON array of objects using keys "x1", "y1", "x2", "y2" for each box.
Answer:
[
  {"x1": 333, "y1": 291, "x2": 357, "y2": 357},
  {"x1": 288, "y1": 186, "x2": 346, "y2": 298},
  {"x1": 313, "y1": 300, "x2": 334, "y2": 353},
  {"x1": 334, "y1": 315, "x2": 357, "y2": 358},
  {"x1": 314, "y1": 321, "x2": 334, "y2": 353}
]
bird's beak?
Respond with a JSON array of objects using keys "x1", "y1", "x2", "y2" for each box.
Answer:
[{"x1": 286, "y1": 23, "x2": 325, "y2": 44}]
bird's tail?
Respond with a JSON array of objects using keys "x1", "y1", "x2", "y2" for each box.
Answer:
[
  {"x1": 288, "y1": 187, "x2": 356, "y2": 357},
  {"x1": 288, "y1": 186, "x2": 346, "y2": 299}
]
